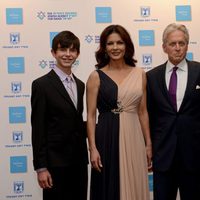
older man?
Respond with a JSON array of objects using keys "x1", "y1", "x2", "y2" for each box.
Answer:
[{"x1": 147, "y1": 23, "x2": 200, "y2": 200}]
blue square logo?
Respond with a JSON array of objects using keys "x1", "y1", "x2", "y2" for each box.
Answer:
[
  {"x1": 6, "y1": 8, "x2": 23, "y2": 24},
  {"x1": 10, "y1": 156, "x2": 27, "y2": 173},
  {"x1": 148, "y1": 173, "x2": 153, "y2": 192},
  {"x1": 7, "y1": 57, "x2": 25, "y2": 74},
  {"x1": 176, "y1": 5, "x2": 191, "y2": 21},
  {"x1": 139, "y1": 30, "x2": 155, "y2": 46},
  {"x1": 9, "y1": 106, "x2": 26, "y2": 124},
  {"x1": 186, "y1": 52, "x2": 193, "y2": 61},
  {"x1": 50, "y1": 32, "x2": 59, "y2": 48},
  {"x1": 95, "y1": 7, "x2": 112, "y2": 23}
]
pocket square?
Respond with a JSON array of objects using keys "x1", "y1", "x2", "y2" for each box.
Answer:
[{"x1": 196, "y1": 85, "x2": 200, "y2": 89}]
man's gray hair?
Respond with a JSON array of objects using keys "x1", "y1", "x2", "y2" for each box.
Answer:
[{"x1": 162, "y1": 23, "x2": 189, "y2": 44}]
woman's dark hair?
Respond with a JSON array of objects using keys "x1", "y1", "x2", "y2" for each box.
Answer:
[
  {"x1": 95, "y1": 24, "x2": 137, "y2": 69},
  {"x1": 52, "y1": 30, "x2": 80, "y2": 53}
]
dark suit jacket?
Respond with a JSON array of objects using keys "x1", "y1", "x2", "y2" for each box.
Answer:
[
  {"x1": 31, "y1": 69, "x2": 88, "y2": 170},
  {"x1": 147, "y1": 60, "x2": 200, "y2": 172}
]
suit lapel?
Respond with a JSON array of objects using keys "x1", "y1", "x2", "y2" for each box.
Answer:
[
  {"x1": 47, "y1": 70, "x2": 76, "y2": 109},
  {"x1": 157, "y1": 64, "x2": 174, "y2": 106},
  {"x1": 179, "y1": 61, "x2": 199, "y2": 111},
  {"x1": 73, "y1": 74, "x2": 82, "y2": 112},
  {"x1": 157, "y1": 63, "x2": 178, "y2": 111},
  {"x1": 157, "y1": 64, "x2": 168, "y2": 96}
]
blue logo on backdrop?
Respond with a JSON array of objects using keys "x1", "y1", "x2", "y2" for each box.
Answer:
[
  {"x1": 186, "y1": 52, "x2": 193, "y2": 61},
  {"x1": 5, "y1": 181, "x2": 32, "y2": 198},
  {"x1": 8, "y1": 57, "x2": 25, "y2": 74},
  {"x1": 39, "y1": 59, "x2": 79, "y2": 70},
  {"x1": 10, "y1": 32, "x2": 20, "y2": 45},
  {"x1": 11, "y1": 82, "x2": 22, "y2": 93},
  {"x1": 37, "y1": 11, "x2": 77, "y2": 20},
  {"x1": 10, "y1": 156, "x2": 27, "y2": 173},
  {"x1": 139, "y1": 30, "x2": 155, "y2": 46},
  {"x1": 2, "y1": 32, "x2": 28, "y2": 49},
  {"x1": 4, "y1": 131, "x2": 31, "y2": 148},
  {"x1": 39, "y1": 60, "x2": 48, "y2": 69},
  {"x1": 9, "y1": 106, "x2": 26, "y2": 124},
  {"x1": 85, "y1": 35, "x2": 93, "y2": 43},
  {"x1": 176, "y1": 5, "x2": 191, "y2": 21},
  {"x1": 96, "y1": 7, "x2": 112, "y2": 23},
  {"x1": 39, "y1": 59, "x2": 56, "y2": 69},
  {"x1": 148, "y1": 173, "x2": 153, "y2": 192},
  {"x1": 85, "y1": 35, "x2": 100, "y2": 44},
  {"x1": 6, "y1": 8, "x2": 23, "y2": 24},
  {"x1": 134, "y1": 6, "x2": 158, "y2": 22},
  {"x1": 4, "y1": 81, "x2": 30, "y2": 99},
  {"x1": 13, "y1": 131, "x2": 23, "y2": 143},
  {"x1": 142, "y1": 54, "x2": 152, "y2": 65},
  {"x1": 14, "y1": 181, "x2": 24, "y2": 194},
  {"x1": 37, "y1": 11, "x2": 46, "y2": 20},
  {"x1": 141, "y1": 6, "x2": 150, "y2": 17},
  {"x1": 50, "y1": 32, "x2": 59, "y2": 47}
]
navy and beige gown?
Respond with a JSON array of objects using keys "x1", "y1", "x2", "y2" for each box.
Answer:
[{"x1": 90, "y1": 67, "x2": 150, "y2": 200}]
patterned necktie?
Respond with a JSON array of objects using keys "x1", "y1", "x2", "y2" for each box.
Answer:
[
  {"x1": 168, "y1": 66, "x2": 178, "y2": 110},
  {"x1": 66, "y1": 76, "x2": 76, "y2": 106}
]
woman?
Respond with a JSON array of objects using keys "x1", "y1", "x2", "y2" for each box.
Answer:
[{"x1": 86, "y1": 24, "x2": 152, "y2": 200}]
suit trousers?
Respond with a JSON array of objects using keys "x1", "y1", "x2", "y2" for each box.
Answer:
[
  {"x1": 43, "y1": 164, "x2": 88, "y2": 200},
  {"x1": 153, "y1": 150, "x2": 200, "y2": 200}
]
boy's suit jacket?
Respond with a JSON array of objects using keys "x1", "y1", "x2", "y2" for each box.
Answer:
[{"x1": 31, "y1": 69, "x2": 88, "y2": 170}]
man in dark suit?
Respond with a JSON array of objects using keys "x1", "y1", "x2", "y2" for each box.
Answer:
[
  {"x1": 31, "y1": 31, "x2": 88, "y2": 200},
  {"x1": 147, "y1": 23, "x2": 200, "y2": 200}
]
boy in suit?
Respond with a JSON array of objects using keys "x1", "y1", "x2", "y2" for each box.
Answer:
[
  {"x1": 147, "y1": 23, "x2": 200, "y2": 200},
  {"x1": 31, "y1": 31, "x2": 88, "y2": 200}
]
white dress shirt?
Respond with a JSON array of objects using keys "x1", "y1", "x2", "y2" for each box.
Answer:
[
  {"x1": 165, "y1": 59, "x2": 188, "y2": 111},
  {"x1": 53, "y1": 66, "x2": 77, "y2": 108}
]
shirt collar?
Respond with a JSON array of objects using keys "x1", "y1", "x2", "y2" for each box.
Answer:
[
  {"x1": 166, "y1": 59, "x2": 187, "y2": 73},
  {"x1": 53, "y1": 65, "x2": 74, "y2": 82}
]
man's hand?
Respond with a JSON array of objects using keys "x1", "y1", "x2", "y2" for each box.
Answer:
[{"x1": 37, "y1": 169, "x2": 53, "y2": 189}]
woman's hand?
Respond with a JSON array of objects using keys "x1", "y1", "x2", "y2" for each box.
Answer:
[
  {"x1": 146, "y1": 144, "x2": 152, "y2": 172},
  {"x1": 90, "y1": 148, "x2": 103, "y2": 172}
]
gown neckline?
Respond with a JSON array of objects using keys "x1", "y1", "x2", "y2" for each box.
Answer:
[{"x1": 98, "y1": 68, "x2": 134, "y2": 88}]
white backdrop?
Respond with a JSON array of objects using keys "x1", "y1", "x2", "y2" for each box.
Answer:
[{"x1": 1, "y1": 0, "x2": 199, "y2": 199}]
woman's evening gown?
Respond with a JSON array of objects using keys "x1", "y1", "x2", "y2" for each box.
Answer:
[{"x1": 90, "y1": 67, "x2": 150, "y2": 200}]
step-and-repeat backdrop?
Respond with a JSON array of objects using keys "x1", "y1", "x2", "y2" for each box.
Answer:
[{"x1": 1, "y1": 0, "x2": 199, "y2": 199}]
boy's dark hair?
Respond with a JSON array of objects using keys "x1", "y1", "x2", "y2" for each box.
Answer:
[{"x1": 52, "y1": 31, "x2": 80, "y2": 53}]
